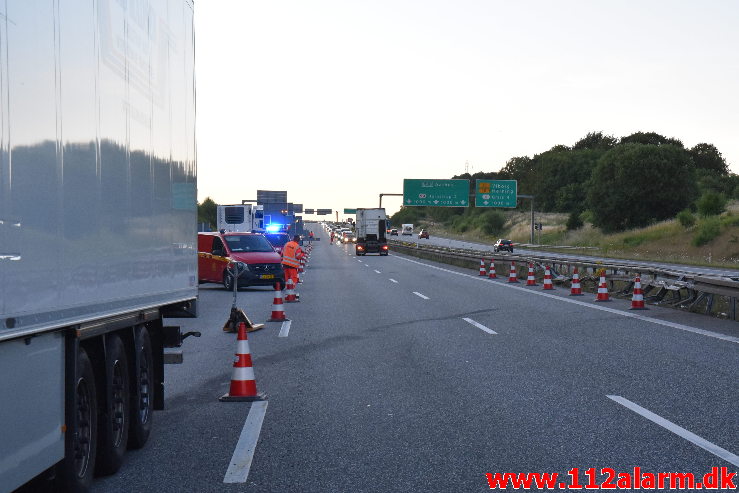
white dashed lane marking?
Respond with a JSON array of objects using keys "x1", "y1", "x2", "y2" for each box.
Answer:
[
  {"x1": 462, "y1": 317, "x2": 497, "y2": 335},
  {"x1": 223, "y1": 401, "x2": 268, "y2": 483},
  {"x1": 607, "y1": 395, "x2": 739, "y2": 467},
  {"x1": 413, "y1": 292, "x2": 430, "y2": 300}
]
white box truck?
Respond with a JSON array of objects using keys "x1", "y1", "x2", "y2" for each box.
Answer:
[
  {"x1": 217, "y1": 204, "x2": 264, "y2": 233},
  {"x1": 402, "y1": 224, "x2": 414, "y2": 235},
  {"x1": 0, "y1": 2, "x2": 197, "y2": 491},
  {"x1": 355, "y1": 208, "x2": 388, "y2": 256}
]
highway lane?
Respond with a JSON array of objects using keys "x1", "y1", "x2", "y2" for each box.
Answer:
[
  {"x1": 406, "y1": 233, "x2": 739, "y2": 278},
  {"x1": 91, "y1": 225, "x2": 738, "y2": 492}
]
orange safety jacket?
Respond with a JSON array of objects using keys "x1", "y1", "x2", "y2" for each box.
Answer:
[{"x1": 281, "y1": 241, "x2": 303, "y2": 268}]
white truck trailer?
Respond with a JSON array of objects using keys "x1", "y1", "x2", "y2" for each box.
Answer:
[
  {"x1": 0, "y1": 2, "x2": 197, "y2": 492},
  {"x1": 354, "y1": 208, "x2": 388, "y2": 256},
  {"x1": 401, "y1": 224, "x2": 414, "y2": 235}
]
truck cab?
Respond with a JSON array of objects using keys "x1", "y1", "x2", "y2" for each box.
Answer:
[{"x1": 198, "y1": 232, "x2": 284, "y2": 290}]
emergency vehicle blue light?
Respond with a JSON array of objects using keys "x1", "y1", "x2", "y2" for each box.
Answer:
[{"x1": 266, "y1": 224, "x2": 282, "y2": 232}]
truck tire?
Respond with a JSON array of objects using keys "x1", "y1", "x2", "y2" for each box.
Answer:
[
  {"x1": 128, "y1": 327, "x2": 153, "y2": 449},
  {"x1": 58, "y1": 347, "x2": 98, "y2": 493},
  {"x1": 96, "y1": 335, "x2": 131, "y2": 475}
]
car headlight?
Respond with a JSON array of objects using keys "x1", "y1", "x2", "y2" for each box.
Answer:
[{"x1": 236, "y1": 261, "x2": 249, "y2": 272}]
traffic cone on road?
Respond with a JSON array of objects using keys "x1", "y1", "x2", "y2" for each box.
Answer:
[
  {"x1": 526, "y1": 263, "x2": 537, "y2": 286},
  {"x1": 298, "y1": 258, "x2": 305, "y2": 273},
  {"x1": 488, "y1": 259, "x2": 497, "y2": 279},
  {"x1": 479, "y1": 259, "x2": 487, "y2": 276},
  {"x1": 268, "y1": 282, "x2": 289, "y2": 321},
  {"x1": 508, "y1": 261, "x2": 518, "y2": 283},
  {"x1": 630, "y1": 275, "x2": 647, "y2": 310},
  {"x1": 570, "y1": 267, "x2": 583, "y2": 296},
  {"x1": 285, "y1": 277, "x2": 299, "y2": 303},
  {"x1": 595, "y1": 270, "x2": 610, "y2": 302},
  {"x1": 543, "y1": 266, "x2": 554, "y2": 290},
  {"x1": 219, "y1": 322, "x2": 266, "y2": 402}
]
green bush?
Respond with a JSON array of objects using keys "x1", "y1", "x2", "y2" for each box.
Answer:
[
  {"x1": 477, "y1": 210, "x2": 506, "y2": 235},
  {"x1": 696, "y1": 191, "x2": 726, "y2": 217},
  {"x1": 566, "y1": 211, "x2": 583, "y2": 230},
  {"x1": 677, "y1": 209, "x2": 696, "y2": 228},
  {"x1": 692, "y1": 217, "x2": 721, "y2": 246},
  {"x1": 579, "y1": 210, "x2": 594, "y2": 224},
  {"x1": 622, "y1": 235, "x2": 645, "y2": 247}
]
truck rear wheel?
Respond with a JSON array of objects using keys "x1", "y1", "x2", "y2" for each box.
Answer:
[
  {"x1": 96, "y1": 335, "x2": 131, "y2": 475},
  {"x1": 58, "y1": 347, "x2": 98, "y2": 492},
  {"x1": 128, "y1": 327, "x2": 153, "y2": 449}
]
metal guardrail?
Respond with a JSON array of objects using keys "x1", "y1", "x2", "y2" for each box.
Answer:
[{"x1": 388, "y1": 240, "x2": 739, "y2": 321}]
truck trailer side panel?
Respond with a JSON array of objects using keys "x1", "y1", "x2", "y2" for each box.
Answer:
[
  {"x1": 0, "y1": 333, "x2": 65, "y2": 493},
  {"x1": 0, "y1": 0, "x2": 197, "y2": 342},
  {"x1": 0, "y1": 1, "x2": 196, "y2": 491}
]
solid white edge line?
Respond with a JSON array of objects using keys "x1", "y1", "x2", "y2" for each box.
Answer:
[
  {"x1": 394, "y1": 256, "x2": 739, "y2": 344},
  {"x1": 607, "y1": 395, "x2": 739, "y2": 467},
  {"x1": 389, "y1": 279, "x2": 398, "y2": 283},
  {"x1": 278, "y1": 320, "x2": 291, "y2": 338},
  {"x1": 462, "y1": 317, "x2": 498, "y2": 335},
  {"x1": 413, "y1": 291, "x2": 430, "y2": 300},
  {"x1": 223, "y1": 401, "x2": 269, "y2": 483}
]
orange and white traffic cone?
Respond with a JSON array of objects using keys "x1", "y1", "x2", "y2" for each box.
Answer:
[
  {"x1": 298, "y1": 258, "x2": 305, "y2": 273},
  {"x1": 285, "y1": 277, "x2": 299, "y2": 303},
  {"x1": 268, "y1": 282, "x2": 289, "y2": 321},
  {"x1": 508, "y1": 261, "x2": 518, "y2": 283},
  {"x1": 488, "y1": 259, "x2": 497, "y2": 279},
  {"x1": 543, "y1": 265, "x2": 554, "y2": 290},
  {"x1": 570, "y1": 267, "x2": 583, "y2": 296},
  {"x1": 219, "y1": 322, "x2": 266, "y2": 402},
  {"x1": 297, "y1": 268, "x2": 303, "y2": 284},
  {"x1": 595, "y1": 270, "x2": 610, "y2": 302},
  {"x1": 526, "y1": 263, "x2": 537, "y2": 286},
  {"x1": 630, "y1": 275, "x2": 647, "y2": 310},
  {"x1": 479, "y1": 259, "x2": 487, "y2": 276}
]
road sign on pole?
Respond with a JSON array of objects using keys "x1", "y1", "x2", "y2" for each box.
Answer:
[
  {"x1": 475, "y1": 180, "x2": 518, "y2": 208},
  {"x1": 343, "y1": 208, "x2": 357, "y2": 214},
  {"x1": 403, "y1": 179, "x2": 469, "y2": 207}
]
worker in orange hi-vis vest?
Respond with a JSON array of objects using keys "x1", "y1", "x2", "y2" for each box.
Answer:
[{"x1": 281, "y1": 235, "x2": 304, "y2": 286}]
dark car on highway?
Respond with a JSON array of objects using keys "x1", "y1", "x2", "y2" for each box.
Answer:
[
  {"x1": 493, "y1": 239, "x2": 514, "y2": 253},
  {"x1": 418, "y1": 229, "x2": 429, "y2": 239}
]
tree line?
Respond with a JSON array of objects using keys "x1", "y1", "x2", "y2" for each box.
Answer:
[{"x1": 392, "y1": 131, "x2": 736, "y2": 233}]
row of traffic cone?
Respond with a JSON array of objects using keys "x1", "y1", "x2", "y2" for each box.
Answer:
[
  {"x1": 222, "y1": 239, "x2": 315, "y2": 402},
  {"x1": 480, "y1": 258, "x2": 648, "y2": 308}
]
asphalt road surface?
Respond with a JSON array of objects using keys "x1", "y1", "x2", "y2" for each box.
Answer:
[{"x1": 90, "y1": 225, "x2": 739, "y2": 492}]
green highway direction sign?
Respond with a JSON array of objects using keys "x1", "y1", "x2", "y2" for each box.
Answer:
[
  {"x1": 343, "y1": 208, "x2": 357, "y2": 214},
  {"x1": 475, "y1": 179, "x2": 518, "y2": 208},
  {"x1": 403, "y1": 179, "x2": 469, "y2": 207}
]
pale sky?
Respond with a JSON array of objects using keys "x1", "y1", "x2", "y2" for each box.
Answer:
[{"x1": 195, "y1": 1, "x2": 739, "y2": 218}]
